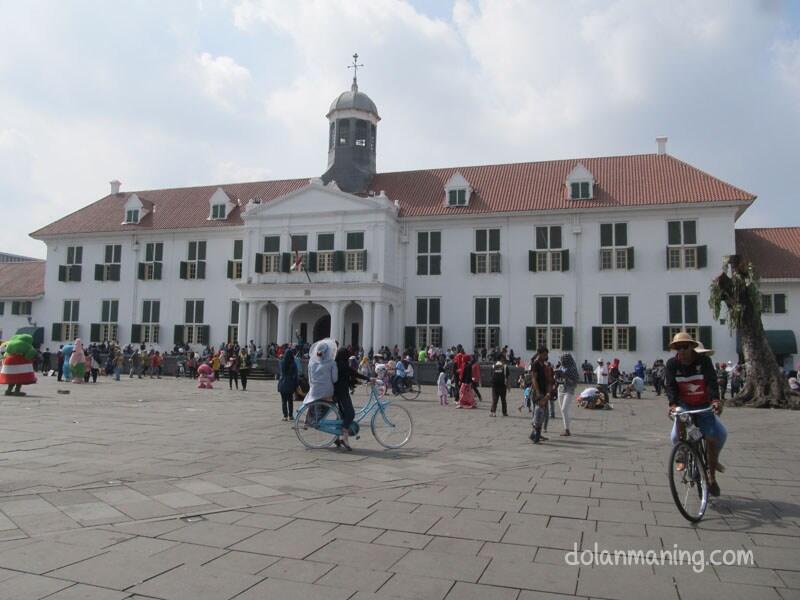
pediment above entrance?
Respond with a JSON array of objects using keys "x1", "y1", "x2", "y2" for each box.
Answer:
[{"x1": 242, "y1": 180, "x2": 397, "y2": 221}]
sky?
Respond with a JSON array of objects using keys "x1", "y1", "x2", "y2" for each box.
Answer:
[{"x1": 1, "y1": 0, "x2": 799, "y2": 259}]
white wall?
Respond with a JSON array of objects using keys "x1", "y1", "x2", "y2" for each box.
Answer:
[
  {"x1": 0, "y1": 298, "x2": 42, "y2": 343},
  {"x1": 758, "y1": 279, "x2": 800, "y2": 371}
]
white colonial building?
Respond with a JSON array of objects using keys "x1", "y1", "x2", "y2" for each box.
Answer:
[{"x1": 20, "y1": 75, "x2": 799, "y2": 367}]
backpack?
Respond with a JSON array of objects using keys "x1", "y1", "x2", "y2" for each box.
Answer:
[{"x1": 491, "y1": 364, "x2": 507, "y2": 386}]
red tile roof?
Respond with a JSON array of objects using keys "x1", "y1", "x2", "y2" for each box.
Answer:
[
  {"x1": 31, "y1": 154, "x2": 754, "y2": 237},
  {"x1": 0, "y1": 261, "x2": 45, "y2": 298},
  {"x1": 735, "y1": 227, "x2": 800, "y2": 279}
]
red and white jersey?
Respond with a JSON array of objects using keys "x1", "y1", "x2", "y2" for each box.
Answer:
[
  {"x1": 675, "y1": 372, "x2": 709, "y2": 406},
  {"x1": 0, "y1": 354, "x2": 37, "y2": 385}
]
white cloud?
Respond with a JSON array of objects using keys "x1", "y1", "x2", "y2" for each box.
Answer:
[
  {"x1": 773, "y1": 37, "x2": 800, "y2": 107},
  {"x1": 194, "y1": 52, "x2": 253, "y2": 110}
]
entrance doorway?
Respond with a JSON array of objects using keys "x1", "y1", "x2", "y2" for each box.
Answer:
[
  {"x1": 351, "y1": 322, "x2": 360, "y2": 348},
  {"x1": 313, "y1": 315, "x2": 331, "y2": 341}
]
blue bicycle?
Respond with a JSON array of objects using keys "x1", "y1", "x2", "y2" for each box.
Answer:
[{"x1": 294, "y1": 382, "x2": 413, "y2": 449}]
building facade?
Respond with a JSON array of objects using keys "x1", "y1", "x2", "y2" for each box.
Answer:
[{"x1": 26, "y1": 78, "x2": 796, "y2": 367}]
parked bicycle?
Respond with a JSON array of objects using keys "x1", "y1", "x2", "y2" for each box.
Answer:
[
  {"x1": 294, "y1": 381, "x2": 413, "y2": 450},
  {"x1": 668, "y1": 406, "x2": 714, "y2": 522}
]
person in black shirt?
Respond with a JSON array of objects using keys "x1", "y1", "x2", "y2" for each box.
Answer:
[
  {"x1": 333, "y1": 348, "x2": 370, "y2": 450},
  {"x1": 530, "y1": 347, "x2": 553, "y2": 443}
]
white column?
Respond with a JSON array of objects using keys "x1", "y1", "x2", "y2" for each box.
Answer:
[
  {"x1": 362, "y1": 301, "x2": 374, "y2": 352},
  {"x1": 373, "y1": 301, "x2": 387, "y2": 350},
  {"x1": 238, "y1": 301, "x2": 249, "y2": 346},
  {"x1": 247, "y1": 302, "x2": 258, "y2": 346},
  {"x1": 329, "y1": 300, "x2": 342, "y2": 344},
  {"x1": 276, "y1": 301, "x2": 288, "y2": 345}
]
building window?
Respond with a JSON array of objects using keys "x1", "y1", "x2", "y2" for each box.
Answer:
[
  {"x1": 665, "y1": 293, "x2": 711, "y2": 350},
  {"x1": 761, "y1": 293, "x2": 787, "y2": 315},
  {"x1": 125, "y1": 209, "x2": 140, "y2": 224},
  {"x1": 417, "y1": 231, "x2": 441, "y2": 276},
  {"x1": 415, "y1": 298, "x2": 442, "y2": 348},
  {"x1": 291, "y1": 234, "x2": 308, "y2": 268},
  {"x1": 139, "y1": 242, "x2": 163, "y2": 280},
  {"x1": 181, "y1": 241, "x2": 207, "y2": 280},
  {"x1": 58, "y1": 246, "x2": 83, "y2": 282},
  {"x1": 570, "y1": 181, "x2": 591, "y2": 199},
  {"x1": 142, "y1": 300, "x2": 160, "y2": 344},
  {"x1": 600, "y1": 223, "x2": 633, "y2": 270},
  {"x1": 0, "y1": 302, "x2": 4, "y2": 316},
  {"x1": 96, "y1": 299, "x2": 119, "y2": 342},
  {"x1": 258, "y1": 235, "x2": 281, "y2": 273},
  {"x1": 96, "y1": 244, "x2": 122, "y2": 281},
  {"x1": 337, "y1": 119, "x2": 349, "y2": 145},
  {"x1": 183, "y1": 300, "x2": 205, "y2": 345},
  {"x1": 447, "y1": 189, "x2": 467, "y2": 206},
  {"x1": 597, "y1": 295, "x2": 633, "y2": 351},
  {"x1": 227, "y1": 240, "x2": 243, "y2": 279},
  {"x1": 534, "y1": 296, "x2": 564, "y2": 351},
  {"x1": 11, "y1": 301, "x2": 32, "y2": 316},
  {"x1": 329, "y1": 122, "x2": 335, "y2": 150},
  {"x1": 531, "y1": 226, "x2": 566, "y2": 272},
  {"x1": 211, "y1": 204, "x2": 226, "y2": 219},
  {"x1": 472, "y1": 229, "x2": 501, "y2": 274},
  {"x1": 228, "y1": 300, "x2": 239, "y2": 343},
  {"x1": 667, "y1": 220, "x2": 706, "y2": 269},
  {"x1": 58, "y1": 300, "x2": 80, "y2": 341},
  {"x1": 355, "y1": 120, "x2": 368, "y2": 147},
  {"x1": 345, "y1": 231, "x2": 365, "y2": 271},
  {"x1": 316, "y1": 233, "x2": 335, "y2": 272},
  {"x1": 474, "y1": 297, "x2": 501, "y2": 350}
]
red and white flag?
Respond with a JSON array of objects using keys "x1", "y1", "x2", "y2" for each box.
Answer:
[{"x1": 290, "y1": 250, "x2": 303, "y2": 271}]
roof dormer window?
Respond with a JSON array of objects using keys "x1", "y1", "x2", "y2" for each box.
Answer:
[
  {"x1": 566, "y1": 163, "x2": 595, "y2": 200},
  {"x1": 125, "y1": 208, "x2": 140, "y2": 224},
  {"x1": 122, "y1": 193, "x2": 147, "y2": 225},
  {"x1": 444, "y1": 172, "x2": 472, "y2": 208},
  {"x1": 211, "y1": 204, "x2": 226, "y2": 219},
  {"x1": 207, "y1": 187, "x2": 234, "y2": 221}
]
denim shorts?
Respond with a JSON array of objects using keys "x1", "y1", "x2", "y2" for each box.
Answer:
[{"x1": 670, "y1": 403, "x2": 727, "y2": 450}]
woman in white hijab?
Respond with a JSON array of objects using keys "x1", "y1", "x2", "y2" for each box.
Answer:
[{"x1": 303, "y1": 338, "x2": 338, "y2": 405}]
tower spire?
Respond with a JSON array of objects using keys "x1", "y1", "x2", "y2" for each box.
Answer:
[{"x1": 347, "y1": 52, "x2": 364, "y2": 92}]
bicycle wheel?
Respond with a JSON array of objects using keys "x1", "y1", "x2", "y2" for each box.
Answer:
[
  {"x1": 399, "y1": 380, "x2": 421, "y2": 401},
  {"x1": 668, "y1": 441, "x2": 708, "y2": 523},
  {"x1": 371, "y1": 403, "x2": 413, "y2": 448},
  {"x1": 294, "y1": 402, "x2": 341, "y2": 449}
]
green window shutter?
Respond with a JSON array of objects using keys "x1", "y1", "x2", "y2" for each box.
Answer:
[
  {"x1": 616, "y1": 296, "x2": 629, "y2": 325},
  {"x1": 627, "y1": 246, "x2": 634, "y2": 270},
  {"x1": 570, "y1": 182, "x2": 580, "y2": 199},
  {"x1": 137, "y1": 262, "x2": 146, "y2": 280},
  {"x1": 145, "y1": 244, "x2": 154, "y2": 262},
  {"x1": 198, "y1": 241, "x2": 207, "y2": 260},
  {"x1": 662, "y1": 326, "x2": 672, "y2": 351},
  {"x1": 254, "y1": 253, "x2": 264, "y2": 274},
  {"x1": 95, "y1": 264, "x2": 104, "y2": 281},
  {"x1": 233, "y1": 239, "x2": 243, "y2": 260},
  {"x1": 550, "y1": 226, "x2": 562, "y2": 249},
  {"x1": 110, "y1": 301, "x2": 118, "y2": 322},
  {"x1": 333, "y1": 250, "x2": 345, "y2": 272},
  {"x1": 51, "y1": 323, "x2": 62, "y2": 341},
  {"x1": 360, "y1": 249, "x2": 368, "y2": 271},
  {"x1": 489, "y1": 229, "x2": 500, "y2": 251},
  {"x1": 526, "y1": 327, "x2": 536, "y2": 351},
  {"x1": 308, "y1": 251, "x2": 318, "y2": 273},
  {"x1": 535, "y1": 297, "x2": 548, "y2": 324},
  {"x1": 667, "y1": 221, "x2": 681, "y2": 245},
  {"x1": 488, "y1": 298, "x2": 500, "y2": 324},
  {"x1": 152, "y1": 302, "x2": 160, "y2": 323},
  {"x1": 429, "y1": 299, "x2": 440, "y2": 324},
  {"x1": 174, "y1": 325, "x2": 184, "y2": 345},
  {"x1": 101, "y1": 302, "x2": 109, "y2": 322},
  {"x1": 561, "y1": 249, "x2": 569, "y2": 272},
  {"x1": 179, "y1": 261, "x2": 188, "y2": 279},
  {"x1": 430, "y1": 255, "x2": 441, "y2": 275},
  {"x1": 58, "y1": 265, "x2": 66, "y2": 282},
  {"x1": 198, "y1": 325, "x2": 210, "y2": 345},
  {"x1": 699, "y1": 326, "x2": 712, "y2": 349},
  {"x1": 628, "y1": 326, "x2": 636, "y2": 352},
  {"x1": 416, "y1": 299, "x2": 427, "y2": 325},
  {"x1": 528, "y1": 250, "x2": 537, "y2": 272},
  {"x1": 63, "y1": 302, "x2": 71, "y2": 322},
  {"x1": 155, "y1": 243, "x2": 163, "y2": 261},
  {"x1": 697, "y1": 245, "x2": 707, "y2": 269},
  {"x1": 10, "y1": 302, "x2": 18, "y2": 315},
  {"x1": 430, "y1": 231, "x2": 441, "y2": 253},
  {"x1": 550, "y1": 297, "x2": 563, "y2": 325},
  {"x1": 536, "y1": 227, "x2": 548, "y2": 249},
  {"x1": 562, "y1": 327, "x2": 574, "y2": 351},
  {"x1": 153, "y1": 262, "x2": 162, "y2": 280},
  {"x1": 404, "y1": 326, "x2": 416, "y2": 349},
  {"x1": 684, "y1": 295, "x2": 698, "y2": 324},
  {"x1": 592, "y1": 327, "x2": 602, "y2": 352},
  {"x1": 775, "y1": 293, "x2": 787, "y2": 314},
  {"x1": 470, "y1": 252, "x2": 477, "y2": 274},
  {"x1": 280, "y1": 252, "x2": 291, "y2": 273},
  {"x1": 601, "y1": 297, "x2": 614, "y2": 325},
  {"x1": 475, "y1": 229, "x2": 487, "y2": 252},
  {"x1": 197, "y1": 261, "x2": 206, "y2": 279},
  {"x1": 665, "y1": 247, "x2": 671, "y2": 270},
  {"x1": 70, "y1": 265, "x2": 81, "y2": 281},
  {"x1": 417, "y1": 256, "x2": 427, "y2": 276},
  {"x1": 614, "y1": 223, "x2": 627, "y2": 246},
  {"x1": 90, "y1": 323, "x2": 101, "y2": 343},
  {"x1": 600, "y1": 223, "x2": 613, "y2": 247},
  {"x1": 683, "y1": 221, "x2": 697, "y2": 245},
  {"x1": 669, "y1": 295, "x2": 683, "y2": 324},
  {"x1": 475, "y1": 298, "x2": 486, "y2": 325},
  {"x1": 109, "y1": 264, "x2": 120, "y2": 281},
  {"x1": 227, "y1": 260, "x2": 234, "y2": 279}
]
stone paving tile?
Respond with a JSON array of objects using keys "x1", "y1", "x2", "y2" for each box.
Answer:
[
  {"x1": 294, "y1": 501, "x2": 376, "y2": 525},
  {"x1": 261, "y1": 557, "x2": 335, "y2": 582},
  {"x1": 308, "y1": 539, "x2": 408, "y2": 571},
  {"x1": 202, "y1": 550, "x2": 280, "y2": 574},
  {"x1": 676, "y1": 580, "x2": 785, "y2": 600},
  {"x1": 47, "y1": 551, "x2": 184, "y2": 590},
  {"x1": 0, "y1": 539, "x2": 102, "y2": 574},
  {"x1": 158, "y1": 520, "x2": 262, "y2": 548},
  {"x1": 373, "y1": 530, "x2": 432, "y2": 549},
  {"x1": 576, "y1": 567, "x2": 678, "y2": 600},
  {"x1": 424, "y1": 537, "x2": 483, "y2": 556},
  {"x1": 232, "y1": 512, "x2": 294, "y2": 530},
  {"x1": 427, "y1": 516, "x2": 508, "y2": 542},
  {"x1": 315, "y1": 564, "x2": 394, "y2": 593},
  {"x1": 444, "y1": 581, "x2": 519, "y2": 600},
  {"x1": 234, "y1": 577, "x2": 356, "y2": 600},
  {"x1": 37, "y1": 583, "x2": 130, "y2": 599},
  {"x1": 0, "y1": 572, "x2": 73, "y2": 599},
  {"x1": 479, "y1": 558, "x2": 578, "y2": 595},
  {"x1": 359, "y1": 510, "x2": 441, "y2": 534},
  {"x1": 323, "y1": 524, "x2": 385, "y2": 543},
  {"x1": 229, "y1": 518, "x2": 336, "y2": 558},
  {"x1": 130, "y1": 564, "x2": 263, "y2": 600},
  {"x1": 377, "y1": 572, "x2": 454, "y2": 600},
  {"x1": 390, "y1": 549, "x2": 490, "y2": 583}
]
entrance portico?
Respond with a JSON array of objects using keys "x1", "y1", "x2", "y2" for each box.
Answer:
[{"x1": 236, "y1": 283, "x2": 402, "y2": 352}]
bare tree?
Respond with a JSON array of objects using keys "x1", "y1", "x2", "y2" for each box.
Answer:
[{"x1": 709, "y1": 255, "x2": 799, "y2": 409}]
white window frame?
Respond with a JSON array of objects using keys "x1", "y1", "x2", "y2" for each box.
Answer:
[
  {"x1": 143, "y1": 242, "x2": 163, "y2": 280},
  {"x1": 535, "y1": 296, "x2": 564, "y2": 351},
  {"x1": 345, "y1": 231, "x2": 365, "y2": 272},
  {"x1": 600, "y1": 295, "x2": 630, "y2": 352},
  {"x1": 417, "y1": 231, "x2": 442, "y2": 276},
  {"x1": 142, "y1": 300, "x2": 160, "y2": 345},
  {"x1": 211, "y1": 204, "x2": 226, "y2": 220},
  {"x1": 125, "y1": 208, "x2": 140, "y2": 224},
  {"x1": 61, "y1": 299, "x2": 80, "y2": 342},
  {"x1": 316, "y1": 233, "x2": 335, "y2": 273},
  {"x1": 415, "y1": 298, "x2": 442, "y2": 348},
  {"x1": 262, "y1": 236, "x2": 281, "y2": 273},
  {"x1": 474, "y1": 228, "x2": 501, "y2": 274},
  {"x1": 474, "y1": 296, "x2": 501, "y2": 350},
  {"x1": 600, "y1": 223, "x2": 630, "y2": 270},
  {"x1": 667, "y1": 220, "x2": 699, "y2": 270},
  {"x1": 11, "y1": 300, "x2": 32, "y2": 316}
]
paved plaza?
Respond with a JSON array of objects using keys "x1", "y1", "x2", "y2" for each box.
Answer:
[{"x1": 0, "y1": 375, "x2": 796, "y2": 600}]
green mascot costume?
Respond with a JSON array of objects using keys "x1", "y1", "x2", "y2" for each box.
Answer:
[{"x1": 0, "y1": 334, "x2": 38, "y2": 396}]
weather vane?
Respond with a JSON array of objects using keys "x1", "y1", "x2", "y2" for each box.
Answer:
[{"x1": 348, "y1": 53, "x2": 364, "y2": 90}]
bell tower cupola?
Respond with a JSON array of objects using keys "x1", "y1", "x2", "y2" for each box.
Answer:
[{"x1": 322, "y1": 53, "x2": 380, "y2": 194}]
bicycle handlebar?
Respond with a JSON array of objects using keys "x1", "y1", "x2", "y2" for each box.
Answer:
[{"x1": 669, "y1": 406, "x2": 714, "y2": 421}]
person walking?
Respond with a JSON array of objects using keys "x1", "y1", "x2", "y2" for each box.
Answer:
[
  {"x1": 558, "y1": 353, "x2": 579, "y2": 436},
  {"x1": 530, "y1": 347, "x2": 554, "y2": 443},
  {"x1": 227, "y1": 351, "x2": 240, "y2": 390},
  {"x1": 113, "y1": 350, "x2": 123, "y2": 381},
  {"x1": 456, "y1": 355, "x2": 476, "y2": 408},
  {"x1": 489, "y1": 359, "x2": 509, "y2": 417},
  {"x1": 609, "y1": 358, "x2": 621, "y2": 398},
  {"x1": 278, "y1": 348, "x2": 299, "y2": 421},
  {"x1": 471, "y1": 357, "x2": 483, "y2": 402},
  {"x1": 238, "y1": 349, "x2": 250, "y2": 391},
  {"x1": 594, "y1": 358, "x2": 608, "y2": 397}
]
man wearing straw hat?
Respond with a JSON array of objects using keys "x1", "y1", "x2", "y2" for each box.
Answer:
[{"x1": 664, "y1": 331, "x2": 727, "y2": 497}]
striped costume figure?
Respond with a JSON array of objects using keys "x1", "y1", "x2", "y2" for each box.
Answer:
[{"x1": 0, "y1": 334, "x2": 38, "y2": 396}]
